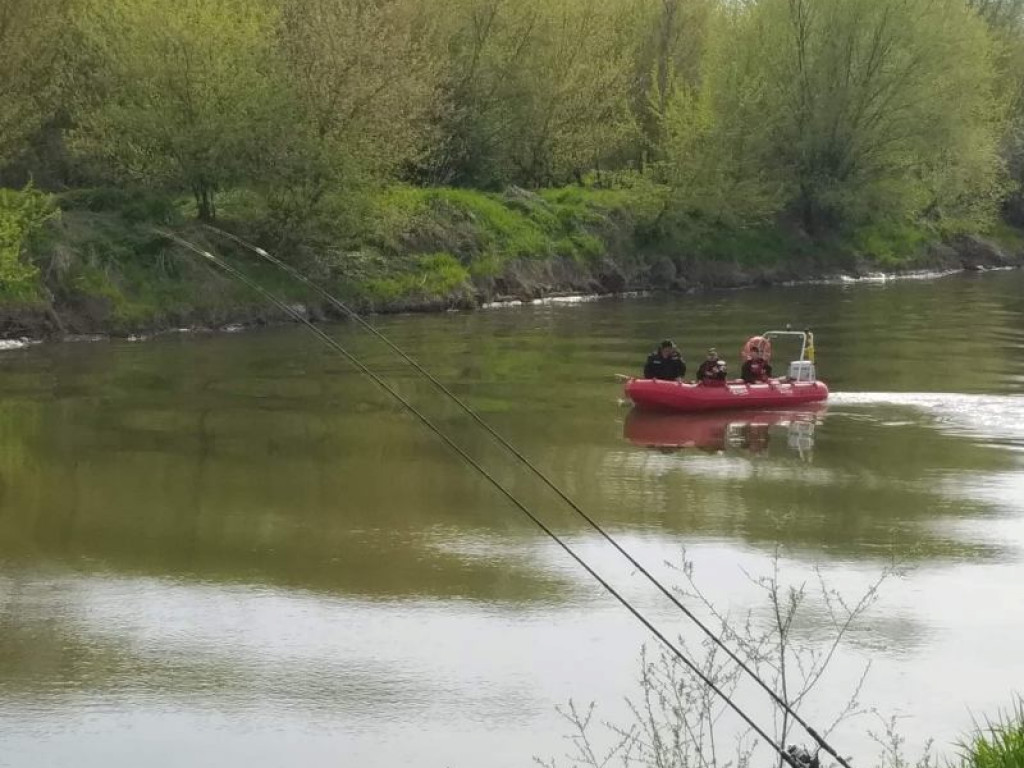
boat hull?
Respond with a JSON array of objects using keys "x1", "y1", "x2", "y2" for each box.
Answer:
[{"x1": 624, "y1": 377, "x2": 829, "y2": 413}]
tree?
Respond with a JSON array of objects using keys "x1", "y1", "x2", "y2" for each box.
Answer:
[
  {"x1": 423, "y1": 0, "x2": 638, "y2": 189},
  {"x1": 502, "y1": 0, "x2": 638, "y2": 187},
  {"x1": 971, "y1": 0, "x2": 1024, "y2": 224},
  {"x1": 630, "y1": 0, "x2": 714, "y2": 169},
  {"x1": 420, "y1": 0, "x2": 543, "y2": 187},
  {"x1": 0, "y1": 0, "x2": 70, "y2": 169},
  {"x1": 728, "y1": 0, "x2": 1008, "y2": 233},
  {"x1": 264, "y1": 0, "x2": 441, "y2": 235},
  {"x1": 656, "y1": 5, "x2": 784, "y2": 227},
  {"x1": 69, "y1": 0, "x2": 280, "y2": 220}
]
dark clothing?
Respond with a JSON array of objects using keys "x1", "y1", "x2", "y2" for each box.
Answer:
[
  {"x1": 741, "y1": 358, "x2": 773, "y2": 384},
  {"x1": 697, "y1": 359, "x2": 727, "y2": 384},
  {"x1": 644, "y1": 351, "x2": 686, "y2": 381}
]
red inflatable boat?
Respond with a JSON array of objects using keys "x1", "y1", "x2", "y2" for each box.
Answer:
[{"x1": 625, "y1": 330, "x2": 829, "y2": 413}]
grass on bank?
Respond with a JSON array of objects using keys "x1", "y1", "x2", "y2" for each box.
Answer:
[
  {"x1": 960, "y1": 701, "x2": 1024, "y2": 768},
  {"x1": 3, "y1": 178, "x2": 1023, "y2": 334}
]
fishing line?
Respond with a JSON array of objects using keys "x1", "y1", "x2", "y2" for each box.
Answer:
[
  {"x1": 202, "y1": 223, "x2": 851, "y2": 768},
  {"x1": 157, "y1": 227, "x2": 802, "y2": 766}
]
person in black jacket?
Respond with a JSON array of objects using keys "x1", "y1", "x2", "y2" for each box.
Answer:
[{"x1": 643, "y1": 340, "x2": 686, "y2": 381}]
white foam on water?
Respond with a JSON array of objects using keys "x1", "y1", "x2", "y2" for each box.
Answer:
[
  {"x1": 829, "y1": 392, "x2": 1024, "y2": 444},
  {"x1": 482, "y1": 291, "x2": 649, "y2": 310},
  {"x1": 0, "y1": 338, "x2": 40, "y2": 352}
]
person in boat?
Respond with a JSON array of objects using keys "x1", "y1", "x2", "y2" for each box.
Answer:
[
  {"x1": 696, "y1": 349, "x2": 728, "y2": 386},
  {"x1": 741, "y1": 345, "x2": 773, "y2": 384},
  {"x1": 643, "y1": 340, "x2": 686, "y2": 381}
]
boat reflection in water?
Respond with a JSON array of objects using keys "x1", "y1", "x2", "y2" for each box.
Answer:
[{"x1": 623, "y1": 404, "x2": 827, "y2": 459}]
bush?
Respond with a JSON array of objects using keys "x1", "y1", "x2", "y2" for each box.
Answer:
[
  {"x1": 58, "y1": 187, "x2": 181, "y2": 224},
  {"x1": 0, "y1": 185, "x2": 58, "y2": 300}
]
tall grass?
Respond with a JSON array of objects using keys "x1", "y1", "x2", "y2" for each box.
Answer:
[{"x1": 960, "y1": 700, "x2": 1024, "y2": 768}]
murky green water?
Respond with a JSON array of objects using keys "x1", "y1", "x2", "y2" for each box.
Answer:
[{"x1": 2, "y1": 271, "x2": 1024, "y2": 768}]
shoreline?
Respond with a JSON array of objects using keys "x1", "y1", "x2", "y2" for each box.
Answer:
[
  {"x1": 5, "y1": 184, "x2": 1023, "y2": 344},
  {"x1": 2, "y1": 260, "x2": 1019, "y2": 350}
]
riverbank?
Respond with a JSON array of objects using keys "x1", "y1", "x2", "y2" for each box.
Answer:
[{"x1": 3, "y1": 182, "x2": 1023, "y2": 340}]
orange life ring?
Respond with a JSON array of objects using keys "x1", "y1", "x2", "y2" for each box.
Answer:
[{"x1": 741, "y1": 336, "x2": 772, "y2": 362}]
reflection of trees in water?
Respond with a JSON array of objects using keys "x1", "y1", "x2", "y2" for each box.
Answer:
[
  {"x1": 0, "y1": 393, "x2": 573, "y2": 602},
  {"x1": 2, "y1": 376, "x2": 1014, "y2": 598}
]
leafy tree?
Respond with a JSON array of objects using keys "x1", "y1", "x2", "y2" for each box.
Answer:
[
  {"x1": 630, "y1": 0, "x2": 714, "y2": 168},
  {"x1": 0, "y1": 0, "x2": 70, "y2": 169},
  {"x1": 729, "y1": 0, "x2": 1008, "y2": 233},
  {"x1": 656, "y1": 5, "x2": 784, "y2": 227},
  {"x1": 497, "y1": 0, "x2": 638, "y2": 187},
  {"x1": 263, "y1": 0, "x2": 441, "y2": 237},
  {"x1": 971, "y1": 0, "x2": 1024, "y2": 224},
  {"x1": 424, "y1": 0, "x2": 638, "y2": 189},
  {"x1": 69, "y1": 0, "x2": 280, "y2": 220},
  {"x1": 420, "y1": 0, "x2": 543, "y2": 187}
]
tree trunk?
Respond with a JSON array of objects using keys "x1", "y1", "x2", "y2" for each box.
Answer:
[{"x1": 195, "y1": 184, "x2": 216, "y2": 222}]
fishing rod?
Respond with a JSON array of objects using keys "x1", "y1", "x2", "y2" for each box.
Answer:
[
  {"x1": 156, "y1": 227, "x2": 803, "y2": 767},
  {"x1": 202, "y1": 223, "x2": 852, "y2": 768}
]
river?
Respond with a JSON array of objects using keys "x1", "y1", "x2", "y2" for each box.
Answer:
[{"x1": 2, "y1": 270, "x2": 1023, "y2": 768}]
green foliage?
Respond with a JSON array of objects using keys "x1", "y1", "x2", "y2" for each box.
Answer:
[
  {"x1": 69, "y1": 0, "x2": 282, "y2": 221},
  {"x1": 424, "y1": 0, "x2": 639, "y2": 188},
  {"x1": 972, "y1": 0, "x2": 1024, "y2": 225},
  {"x1": 630, "y1": 0, "x2": 714, "y2": 164},
  {"x1": 0, "y1": 186, "x2": 58, "y2": 300},
  {"x1": 368, "y1": 184, "x2": 643, "y2": 274},
  {"x1": 4, "y1": 0, "x2": 1024, "y2": 324},
  {"x1": 959, "y1": 700, "x2": 1024, "y2": 768},
  {"x1": 364, "y1": 252, "x2": 470, "y2": 304},
  {"x1": 255, "y1": 0, "x2": 441, "y2": 242},
  {"x1": 57, "y1": 187, "x2": 182, "y2": 223},
  {"x1": 724, "y1": 0, "x2": 1009, "y2": 233},
  {"x1": 0, "y1": 0, "x2": 70, "y2": 167},
  {"x1": 851, "y1": 221, "x2": 933, "y2": 267}
]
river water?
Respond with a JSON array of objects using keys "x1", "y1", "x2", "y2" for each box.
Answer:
[{"x1": 2, "y1": 270, "x2": 1023, "y2": 768}]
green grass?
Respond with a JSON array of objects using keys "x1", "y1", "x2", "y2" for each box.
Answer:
[
  {"x1": 6, "y1": 178, "x2": 1021, "y2": 334},
  {"x1": 987, "y1": 220, "x2": 1024, "y2": 254},
  {"x1": 850, "y1": 219, "x2": 935, "y2": 267},
  {"x1": 363, "y1": 251, "x2": 470, "y2": 305},
  {"x1": 343, "y1": 183, "x2": 631, "y2": 302},
  {"x1": 368, "y1": 182, "x2": 663, "y2": 275},
  {"x1": 960, "y1": 700, "x2": 1024, "y2": 768},
  {"x1": 28, "y1": 204, "x2": 321, "y2": 332}
]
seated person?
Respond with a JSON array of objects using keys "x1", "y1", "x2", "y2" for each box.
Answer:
[
  {"x1": 696, "y1": 349, "x2": 728, "y2": 386},
  {"x1": 643, "y1": 339, "x2": 686, "y2": 381},
  {"x1": 741, "y1": 347, "x2": 773, "y2": 384}
]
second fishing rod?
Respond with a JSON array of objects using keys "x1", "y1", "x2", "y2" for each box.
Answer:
[{"x1": 203, "y1": 223, "x2": 852, "y2": 768}]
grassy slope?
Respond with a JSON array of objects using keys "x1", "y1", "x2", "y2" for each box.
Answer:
[{"x1": 3, "y1": 182, "x2": 1023, "y2": 336}]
